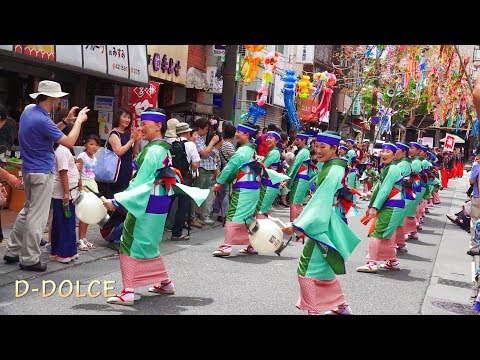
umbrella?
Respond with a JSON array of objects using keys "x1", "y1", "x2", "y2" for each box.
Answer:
[{"x1": 439, "y1": 134, "x2": 465, "y2": 144}]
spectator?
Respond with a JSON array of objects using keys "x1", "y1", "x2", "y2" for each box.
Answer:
[
  {"x1": 468, "y1": 153, "x2": 480, "y2": 256},
  {"x1": 0, "y1": 104, "x2": 22, "y2": 242},
  {"x1": 76, "y1": 134, "x2": 101, "y2": 250},
  {"x1": 50, "y1": 125, "x2": 81, "y2": 263},
  {"x1": 169, "y1": 122, "x2": 201, "y2": 241},
  {"x1": 3, "y1": 80, "x2": 89, "y2": 271},
  {"x1": 192, "y1": 117, "x2": 220, "y2": 227},
  {"x1": 105, "y1": 108, "x2": 141, "y2": 198}
]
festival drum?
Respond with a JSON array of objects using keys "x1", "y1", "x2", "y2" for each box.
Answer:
[
  {"x1": 73, "y1": 191, "x2": 110, "y2": 226},
  {"x1": 246, "y1": 216, "x2": 288, "y2": 255}
]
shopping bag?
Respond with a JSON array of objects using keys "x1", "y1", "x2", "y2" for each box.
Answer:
[{"x1": 95, "y1": 133, "x2": 121, "y2": 183}]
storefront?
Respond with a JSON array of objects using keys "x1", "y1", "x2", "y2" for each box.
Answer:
[
  {"x1": 127, "y1": 45, "x2": 189, "y2": 124},
  {"x1": 0, "y1": 45, "x2": 149, "y2": 144}
]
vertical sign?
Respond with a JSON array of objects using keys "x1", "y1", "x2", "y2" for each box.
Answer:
[
  {"x1": 83, "y1": 45, "x2": 107, "y2": 73},
  {"x1": 128, "y1": 45, "x2": 148, "y2": 84},
  {"x1": 56, "y1": 45, "x2": 83, "y2": 67},
  {"x1": 206, "y1": 66, "x2": 222, "y2": 93},
  {"x1": 443, "y1": 133, "x2": 456, "y2": 152},
  {"x1": 295, "y1": 45, "x2": 314, "y2": 64},
  {"x1": 107, "y1": 45, "x2": 129, "y2": 79},
  {"x1": 129, "y1": 81, "x2": 161, "y2": 125}
]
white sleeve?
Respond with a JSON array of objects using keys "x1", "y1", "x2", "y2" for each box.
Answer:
[
  {"x1": 56, "y1": 147, "x2": 70, "y2": 171},
  {"x1": 185, "y1": 142, "x2": 200, "y2": 163}
]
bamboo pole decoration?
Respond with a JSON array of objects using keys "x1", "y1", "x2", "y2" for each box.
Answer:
[{"x1": 454, "y1": 45, "x2": 475, "y2": 96}]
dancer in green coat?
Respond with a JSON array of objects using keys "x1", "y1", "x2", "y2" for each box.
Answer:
[
  {"x1": 357, "y1": 143, "x2": 405, "y2": 274},
  {"x1": 283, "y1": 131, "x2": 361, "y2": 315},
  {"x1": 212, "y1": 122, "x2": 263, "y2": 257},
  {"x1": 257, "y1": 131, "x2": 283, "y2": 216},
  {"x1": 286, "y1": 132, "x2": 316, "y2": 221},
  {"x1": 103, "y1": 109, "x2": 208, "y2": 306}
]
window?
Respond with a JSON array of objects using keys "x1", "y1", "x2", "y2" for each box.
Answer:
[{"x1": 275, "y1": 45, "x2": 285, "y2": 54}]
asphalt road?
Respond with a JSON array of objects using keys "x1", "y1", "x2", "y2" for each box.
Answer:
[{"x1": 0, "y1": 176, "x2": 474, "y2": 315}]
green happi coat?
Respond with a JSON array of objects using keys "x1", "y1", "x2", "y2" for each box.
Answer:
[
  {"x1": 407, "y1": 156, "x2": 424, "y2": 217},
  {"x1": 293, "y1": 158, "x2": 361, "y2": 279},
  {"x1": 346, "y1": 148, "x2": 356, "y2": 165},
  {"x1": 360, "y1": 168, "x2": 379, "y2": 190},
  {"x1": 421, "y1": 159, "x2": 433, "y2": 200},
  {"x1": 368, "y1": 162, "x2": 405, "y2": 239},
  {"x1": 396, "y1": 157, "x2": 413, "y2": 222},
  {"x1": 257, "y1": 147, "x2": 281, "y2": 214},
  {"x1": 287, "y1": 147, "x2": 316, "y2": 204},
  {"x1": 114, "y1": 140, "x2": 173, "y2": 259},
  {"x1": 346, "y1": 167, "x2": 360, "y2": 189},
  {"x1": 216, "y1": 143, "x2": 260, "y2": 224}
]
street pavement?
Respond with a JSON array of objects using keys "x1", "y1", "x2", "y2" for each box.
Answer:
[{"x1": 0, "y1": 174, "x2": 477, "y2": 315}]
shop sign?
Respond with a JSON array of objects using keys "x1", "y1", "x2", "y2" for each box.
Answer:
[
  {"x1": 83, "y1": 45, "x2": 107, "y2": 73},
  {"x1": 94, "y1": 95, "x2": 114, "y2": 112},
  {"x1": 129, "y1": 81, "x2": 161, "y2": 125},
  {"x1": 295, "y1": 45, "x2": 314, "y2": 64},
  {"x1": 56, "y1": 45, "x2": 83, "y2": 67},
  {"x1": 14, "y1": 45, "x2": 55, "y2": 61},
  {"x1": 213, "y1": 45, "x2": 226, "y2": 56},
  {"x1": 147, "y1": 45, "x2": 188, "y2": 85},
  {"x1": 206, "y1": 66, "x2": 222, "y2": 93},
  {"x1": 128, "y1": 45, "x2": 148, "y2": 84},
  {"x1": 107, "y1": 45, "x2": 129, "y2": 79}
]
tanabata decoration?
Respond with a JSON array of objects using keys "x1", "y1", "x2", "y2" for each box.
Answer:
[
  {"x1": 297, "y1": 75, "x2": 312, "y2": 99},
  {"x1": 309, "y1": 72, "x2": 337, "y2": 120},
  {"x1": 245, "y1": 45, "x2": 265, "y2": 53},
  {"x1": 240, "y1": 56, "x2": 263, "y2": 85},
  {"x1": 256, "y1": 51, "x2": 279, "y2": 106},
  {"x1": 282, "y1": 69, "x2": 300, "y2": 129},
  {"x1": 239, "y1": 104, "x2": 266, "y2": 124}
]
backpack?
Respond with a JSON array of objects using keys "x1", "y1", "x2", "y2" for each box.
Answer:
[{"x1": 170, "y1": 139, "x2": 191, "y2": 184}]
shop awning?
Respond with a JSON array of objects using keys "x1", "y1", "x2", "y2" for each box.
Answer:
[{"x1": 185, "y1": 67, "x2": 209, "y2": 90}]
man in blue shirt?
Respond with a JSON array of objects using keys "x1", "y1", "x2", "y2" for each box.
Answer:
[
  {"x1": 3, "y1": 80, "x2": 89, "y2": 271},
  {"x1": 469, "y1": 153, "x2": 480, "y2": 255}
]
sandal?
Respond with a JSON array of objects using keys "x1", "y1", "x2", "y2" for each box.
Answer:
[
  {"x1": 82, "y1": 238, "x2": 96, "y2": 249},
  {"x1": 107, "y1": 289, "x2": 134, "y2": 306},
  {"x1": 77, "y1": 239, "x2": 89, "y2": 251}
]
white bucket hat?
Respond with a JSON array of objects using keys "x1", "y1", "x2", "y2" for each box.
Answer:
[
  {"x1": 29, "y1": 80, "x2": 69, "y2": 99},
  {"x1": 165, "y1": 118, "x2": 180, "y2": 138}
]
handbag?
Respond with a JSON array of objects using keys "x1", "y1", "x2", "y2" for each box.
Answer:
[{"x1": 95, "y1": 131, "x2": 121, "y2": 183}]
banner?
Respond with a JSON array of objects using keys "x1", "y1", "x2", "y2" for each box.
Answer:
[
  {"x1": 443, "y1": 133, "x2": 456, "y2": 152},
  {"x1": 129, "y1": 81, "x2": 161, "y2": 126}
]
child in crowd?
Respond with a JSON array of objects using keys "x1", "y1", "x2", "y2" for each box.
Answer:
[
  {"x1": 50, "y1": 126, "x2": 81, "y2": 263},
  {"x1": 76, "y1": 134, "x2": 101, "y2": 251}
]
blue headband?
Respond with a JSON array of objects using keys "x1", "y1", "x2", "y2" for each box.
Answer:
[
  {"x1": 396, "y1": 142, "x2": 410, "y2": 152},
  {"x1": 296, "y1": 133, "x2": 311, "y2": 141},
  {"x1": 382, "y1": 143, "x2": 397, "y2": 153},
  {"x1": 141, "y1": 111, "x2": 166, "y2": 124},
  {"x1": 409, "y1": 142, "x2": 422, "y2": 150},
  {"x1": 419, "y1": 145, "x2": 428, "y2": 153},
  {"x1": 236, "y1": 124, "x2": 257, "y2": 136},
  {"x1": 316, "y1": 132, "x2": 341, "y2": 146},
  {"x1": 339, "y1": 145, "x2": 348, "y2": 152},
  {"x1": 346, "y1": 138, "x2": 355, "y2": 144},
  {"x1": 266, "y1": 131, "x2": 281, "y2": 142}
]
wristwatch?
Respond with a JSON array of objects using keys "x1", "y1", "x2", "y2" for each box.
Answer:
[{"x1": 61, "y1": 118, "x2": 68, "y2": 125}]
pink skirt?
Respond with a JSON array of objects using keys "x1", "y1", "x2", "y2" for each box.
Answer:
[
  {"x1": 394, "y1": 226, "x2": 406, "y2": 246},
  {"x1": 404, "y1": 217, "x2": 417, "y2": 234},
  {"x1": 296, "y1": 275, "x2": 346, "y2": 313},
  {"x1": 290, "y1": 204, "x2": 304, "y2": 222},
  {"x1": 368, "y1": 237, "x2": 396, "y2": 261},
  {"x1": 224, "y1": 220, "x2": 250, "y2": 245},
  {"x1": 432, "y1": 191, "x2": 440, "y2": 204},
  {"x1": 120, "y1": 253, "x2": 170, "y2": 289}
]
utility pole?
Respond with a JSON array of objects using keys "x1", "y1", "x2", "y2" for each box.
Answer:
[{"x1": 221, "y1": 45, "x2": 238, "y2": 123}]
